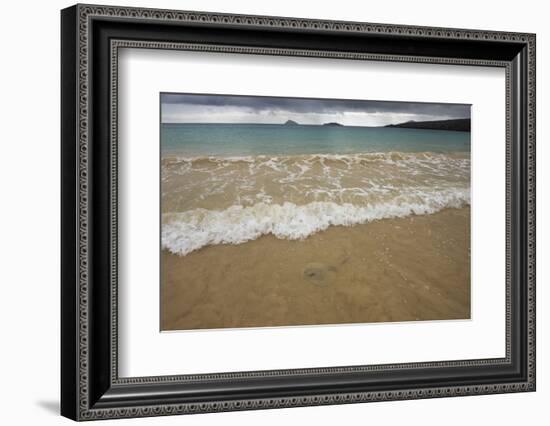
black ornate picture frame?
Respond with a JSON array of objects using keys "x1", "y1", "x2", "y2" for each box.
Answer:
[{"x1": 61, "y1": 4, "x2": 536, "y2": 421}]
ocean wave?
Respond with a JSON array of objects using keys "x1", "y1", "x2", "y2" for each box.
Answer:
[
  {"x1": 163, "y1": 151, "x2": 469, "y2": 165},
  {"x1": 162, "y1": 151, "x2": 470, "y2": 211},
  {"x1": 162, "y1": 188, "x2": 470, "y2": 256}
]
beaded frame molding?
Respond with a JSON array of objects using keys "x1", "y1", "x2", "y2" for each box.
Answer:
[{"x1": 61, "y1": 4, "x2": 536, "y2": 421}]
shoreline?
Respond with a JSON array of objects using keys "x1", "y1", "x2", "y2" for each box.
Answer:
[
  {"x1": 161, "y1": 150, "x2": 471, "y2": 160},
  {"x1": 161, "y1": 207, "x2": 471, "y2": 331}
]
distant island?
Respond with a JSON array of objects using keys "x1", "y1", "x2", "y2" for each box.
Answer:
[
  {"x1": 277, "y1": 119, "x2": 469, "y2": 130},
  {"x1": 282, "y1": 120, "x2": 346, "y2": 127},
  {"x1": 385, "y1": 118, "x2": 470, "y2": 132}
]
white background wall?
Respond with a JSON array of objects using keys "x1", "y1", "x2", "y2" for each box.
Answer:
[{"x1": 0, "y1": 0, "x2": 546, "y2": 424}]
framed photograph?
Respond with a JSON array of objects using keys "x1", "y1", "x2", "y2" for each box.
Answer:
[{"x1": 61, "y1": 4, "x2": 536, "y2": 421}]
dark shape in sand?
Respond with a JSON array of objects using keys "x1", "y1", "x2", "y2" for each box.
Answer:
[{"x1": 303, "y1": 262, "x2": 337, "y2": 287}]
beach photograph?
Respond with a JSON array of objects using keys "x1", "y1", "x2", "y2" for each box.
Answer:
[{"x1": 160, "y1": 93, "x2": 471, "y2": 331}]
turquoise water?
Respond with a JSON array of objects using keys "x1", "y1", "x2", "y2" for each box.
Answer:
[
  {"x1": 161, "y1": 123, "x2": 470, "y2": 157},
  {"x1": 161, "y1": 122, "x2": 471, "y2": 255}
]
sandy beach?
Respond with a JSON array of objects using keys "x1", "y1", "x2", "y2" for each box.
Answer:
[{"x1": 161, "y1": 206, "x2": 470, "y2": 331}]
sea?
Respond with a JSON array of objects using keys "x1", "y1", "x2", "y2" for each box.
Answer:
[{"x1": 161, "y1": 123, "x2": 471, "y2": 256}]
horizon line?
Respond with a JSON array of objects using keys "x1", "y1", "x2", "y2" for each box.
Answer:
[{"x1": 161, "y1": 117, "x2": 471, "y2": 127}]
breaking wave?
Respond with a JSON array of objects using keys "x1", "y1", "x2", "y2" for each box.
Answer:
[{"x1": 162, "y1": 187, "x2": 470, "y2": 256}]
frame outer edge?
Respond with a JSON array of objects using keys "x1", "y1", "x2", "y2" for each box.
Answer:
[
  {"x1": 61, "y1": 4, "x2": 80, "y2": 422},
  {"x1": 527, "y1": 33, "x2": 535, "y2": 390},
  {"x1": 66, "y1": 4, "x2": 536, "y2": 421},
  {"x1": 76, "y1": 2, "x2": 91, "y2": 420}
]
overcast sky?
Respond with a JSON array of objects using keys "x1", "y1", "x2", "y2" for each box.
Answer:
[{"x1": 161, "y1": 93, "x2": 470, "y2": 127}]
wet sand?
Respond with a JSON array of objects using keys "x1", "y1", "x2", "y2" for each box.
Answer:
[{"x1": 161, "y1": 207, "x2": 470, "y2": 331}]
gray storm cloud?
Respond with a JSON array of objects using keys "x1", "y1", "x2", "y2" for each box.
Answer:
[{"x1": 161, "y1": 93, "x2": 470, "y2": 126}]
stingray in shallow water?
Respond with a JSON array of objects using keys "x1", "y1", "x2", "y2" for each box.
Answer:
[{"x1": 302, "y1": 262, "x2": 338, "y2": 287}]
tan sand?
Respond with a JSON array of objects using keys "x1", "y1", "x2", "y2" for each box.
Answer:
[{"x1": 161, "y1": 207, "x2": 470, "y2": 331}]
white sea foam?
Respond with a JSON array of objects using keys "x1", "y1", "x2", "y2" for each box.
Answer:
[
  {"x1": 162, "y1": 188, "x2": 470, "y2": 256},
  {"x1": 161, "y1": 151, "x2": 471, "y2": 255},
  {"x1": 166, "y1": 151, "x2": 469, "y2": 165}
]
